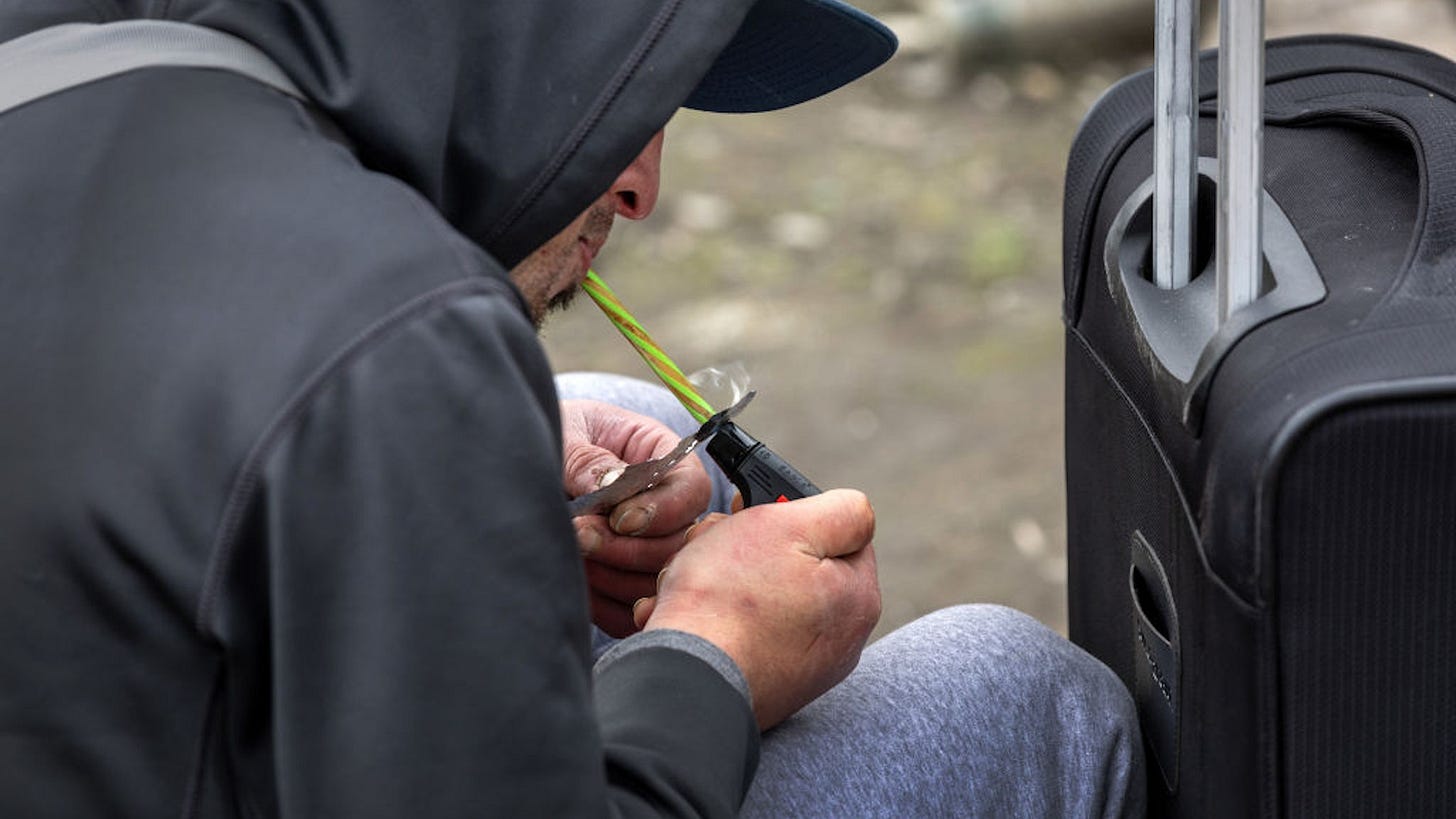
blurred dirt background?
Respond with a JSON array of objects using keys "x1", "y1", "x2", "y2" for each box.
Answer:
[{"x1": 544, "y1": 0, "x2": 1456, "y2": 638}]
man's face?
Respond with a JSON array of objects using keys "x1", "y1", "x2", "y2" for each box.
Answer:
[{"x1": 510, "y1": 130, "x2": 664, "y2": 328}]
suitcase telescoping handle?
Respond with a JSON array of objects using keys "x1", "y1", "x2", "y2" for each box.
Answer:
[
  {"x1": 1108, "y1": 0, "x2": 1319, "y2": 429},
  {"x1": 1154, "y1": 0, "x2": 1265, "y2": 322}
]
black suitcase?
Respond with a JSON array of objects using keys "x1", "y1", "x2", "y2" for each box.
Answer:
[{"x1": 1063, "y1": 0, "x2": 1456, "y2": 814}]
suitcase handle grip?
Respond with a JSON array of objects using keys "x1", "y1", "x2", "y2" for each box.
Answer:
[{"x1": 1330, "y1": 100, "x2": 1456, "y2": 286}]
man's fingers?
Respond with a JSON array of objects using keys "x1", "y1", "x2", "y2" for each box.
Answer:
[
  {"x1": 562, "y1": 442, "x2": 630, "y2": 498},
  {"x1": 605, "y1": 457, "x2": 711, "y2": 537},
  {"x1": 577, "y1": 518, "x2": 691, "y2": 573},
  {"x1": 583, "y1": 558, "x2": 658, "y2": 604},
  {"x1": 589, "y1": 590, "x2": 639, "y2": 639},
  {"x1": 632, "y1": 596, "x2": 657, "y2": 630},
  {"x1": 838, "y1": 541, "x2": 881, "y2": 613},
  {"x1": 560, "y1": 398, "x2": 697, "y2": 498},
  {"x1": 683, "y1": 512, "x2": 729, "y2": 544},
  {"x1": 758, "y1": 489, "x2": 875, "y2": 559},
  {"x1": 640, "y1": 486, "x2": 883, "y2": 731}
]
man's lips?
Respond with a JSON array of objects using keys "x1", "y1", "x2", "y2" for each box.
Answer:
[{"x1": 579, "y1": 235, "x2": 605, "y2": 271}]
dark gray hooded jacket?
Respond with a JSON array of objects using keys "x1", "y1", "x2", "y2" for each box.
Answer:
[{"x1": 0, "y1": 1, "x2": 767, "y2": 815}]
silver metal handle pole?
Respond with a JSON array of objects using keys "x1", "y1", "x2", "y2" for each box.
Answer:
[
  {"x1": 1217, "y1": 0, "x2": 1265, "y2": 323},
  {"x1": 1154, "y1": 0, "x2": 1200, "y2": 290}
]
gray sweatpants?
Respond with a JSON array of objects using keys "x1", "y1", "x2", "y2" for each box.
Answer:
[{"x1": 558, "y1": 372, "x2": 1145, "y2": 818}]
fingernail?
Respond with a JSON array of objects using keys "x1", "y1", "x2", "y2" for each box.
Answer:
[
  {"x1": 612, "y1": 504, "x2": 653, "y2": 536},
  {"x1": 576, "y1": 524, "x2": 601, "y2": 555}
]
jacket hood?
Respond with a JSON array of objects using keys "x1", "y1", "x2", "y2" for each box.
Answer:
[{"x1": 11, "y1": 0, "x2": 757, "y2": 268}]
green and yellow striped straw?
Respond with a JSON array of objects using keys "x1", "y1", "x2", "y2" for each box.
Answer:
[{"x1": 582, "y1": 270, "x2": 715, "y2": 424}]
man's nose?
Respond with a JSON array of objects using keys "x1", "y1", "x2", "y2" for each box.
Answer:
[{"x1": 609, "y1": 130, "x2": 664, "y2": 220}]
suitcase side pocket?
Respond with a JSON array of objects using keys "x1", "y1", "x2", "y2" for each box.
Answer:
[{"x1": 1131, "y1": 530, "x2": 1180, "y2": 792}]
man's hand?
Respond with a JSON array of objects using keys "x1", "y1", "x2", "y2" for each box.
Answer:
[
  {"x1": 560, "y1": 399, "x2": 713, "y2": 637},
  {"x1": 634, "y1": 490, "x2": 881, "y2": 731}
]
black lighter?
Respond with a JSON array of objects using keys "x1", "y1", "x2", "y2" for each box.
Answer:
[{"x1": 705, "y1": 422, "x2": 821, "y2": 507}]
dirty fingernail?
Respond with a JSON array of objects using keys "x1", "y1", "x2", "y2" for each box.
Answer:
[
  {"x1": 576, "y1": 525, "x2": 602, "y2": 555},
  {"x1": 612, "y1": 504, "x2": 653, "y2": 535},
  {"x1": 632, "y1": 596, "x2": 652, "y2": 628}
]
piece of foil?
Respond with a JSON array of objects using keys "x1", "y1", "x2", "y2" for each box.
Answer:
[{"x1": 566, "y1": 392, "x2": 755, "y2": 517}]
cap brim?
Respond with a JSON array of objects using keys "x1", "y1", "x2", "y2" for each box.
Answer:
[{"x1": 685, "y1": 0, "x2": 898, "y2": 114}]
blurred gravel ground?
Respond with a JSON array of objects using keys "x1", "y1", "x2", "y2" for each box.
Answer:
[{"x1": 543, "y1": 0, "x2": 1456, "y2": 637}]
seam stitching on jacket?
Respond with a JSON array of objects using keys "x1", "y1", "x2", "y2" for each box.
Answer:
[
  {"x1": 178, "y1": 664, "x2": 223, "y2": 819},
  {"x1": 482, "y1": 0, "x2": 683, "y2": 247},
  {"x1": 192, "y1": 278, "x2": 513, "y2": 634}
]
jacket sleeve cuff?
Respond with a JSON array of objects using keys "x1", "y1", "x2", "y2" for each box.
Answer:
[{"x1": 595, "y1": 629, "x2": 752, "y2": 708}]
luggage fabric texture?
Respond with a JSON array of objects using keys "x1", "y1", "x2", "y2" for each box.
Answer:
[{"x1": 1064, "y1": 35, "x2": 1456, "y2": 818}]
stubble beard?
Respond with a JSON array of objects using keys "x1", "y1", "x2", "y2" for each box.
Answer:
[
  {"x1": 543, "y1": 200, "x2": 617, "y2": 325},
  {"x1": 545, "y1": 283, "x2": 578, "y2": 318}
]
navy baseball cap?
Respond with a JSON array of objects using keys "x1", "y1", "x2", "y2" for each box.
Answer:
[{"x1": 685, "y1": 0, "x2": 898, "y2": 113}]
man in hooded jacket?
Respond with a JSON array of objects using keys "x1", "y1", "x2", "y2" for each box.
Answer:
[{"x1": 0, "y1": 0, "x2": 1142, "y2": 816}]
